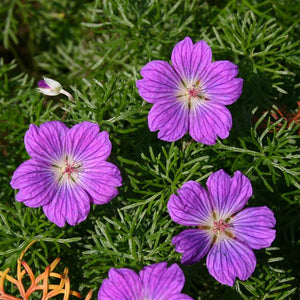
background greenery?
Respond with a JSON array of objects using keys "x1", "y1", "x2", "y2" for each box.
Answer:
[{"x1": 0, "y1": 0, "x2": 299, "y2": 299}]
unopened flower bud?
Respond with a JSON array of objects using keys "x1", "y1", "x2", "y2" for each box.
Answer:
[{"x1": 37, "y1": 77, "x2": 73, "y2": 101}]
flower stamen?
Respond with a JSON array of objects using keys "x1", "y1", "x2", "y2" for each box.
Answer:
[
  {"x1": 52, "y1": 156, "x2": 82, "y2": 185},
  {"x1": 188, "y1": 86, "x2": 202, "y2": 100},
  {"x1": 63, "y1": 159, "x2": 81, "y2": 179},
  {"x1": 212, "y1": 219, "x2": 230, "y2": 234}
]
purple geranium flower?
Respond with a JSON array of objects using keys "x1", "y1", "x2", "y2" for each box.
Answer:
[
  {"x1": 167, "y1": 170, "x2": 276, "y2": 286},
  {"x1": 10, "y1": 121, "x2": 122, "y2": 227},
  {"x1": 136, "y1": 37, "x2": 243, "y2": 145},
  {"x1": 98, "y1": 262, "x2": 193, "y2": 300}
]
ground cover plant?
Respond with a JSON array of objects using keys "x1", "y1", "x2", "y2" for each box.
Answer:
[{"x1": 0, "y1": 0, "x2": 299, "y2": 299}]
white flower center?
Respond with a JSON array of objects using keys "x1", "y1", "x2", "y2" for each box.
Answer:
[
  {"x1": 176, "y1": 80, "x2": 208, "y2": 109},
  {"x1": 51, "y1": 155, "x2": 83, "y2": 185},
  {"x1": 199, "y1": 212, "x2": 235, "y2": 242}
]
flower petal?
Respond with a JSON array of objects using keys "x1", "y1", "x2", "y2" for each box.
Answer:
[
  {"x1": 140, "y1": 262, "x2": 188, "y2": 299},
  {"x1": 148, "y1": 101, "x2": 189, "y2": 142},
  {"x1": 38, "y1": 80, "x2": 50, "y2": 88},
  {"x1": 37, "y1": 88, "x2": 61, "y2": 96},
  {"x1": 66, "y1": 122, "x2": 112, "y2": 161},
  {"x1": 207, "y1": 170, "x2": 253, "y2": 219},
  {"x1": 206, "y1": 79, "x2": 243, "y2": 105},
  {"x1": 43, "y1": 184, "x2": 90, "y2": 227},
  {"x1": 136, "y1": 60, "x2": 181, "y2": 104},
  {"x1": 10, "y1": 160, "x2": 55, "y2": 207},
  {"x1": 15, "y1": 180, "x2": 56, "y2": 208},
  {"x1": 43, "y1": 77, "x2": 62, "y2": 90},
  {"x1": 189, "y1": 102, "x2": 232, "y2": 145},
  {"x1": 98, "y1": 268, "x2": 143, "y2": 300},
  {"x1": 24, "y1": 122, "x2": 68, "y2": 162},
  {"x1": 172, "y1": 229, "x2": 213, "y2": 265},
  {"x1": 171, "y1": 37, "x2": 212, "y2": 83},
  {"x1": 10, "y1": 160, "x2": 50, "y2": 189},
  {"x1": 206, "y1": 239, "x2": 256, "y2": 286},
  {"x1": 81, "y1": 161, "x2": 122, "y2": 204},
  {"x1": 203, "y1": 61, "x2": 243, "y2": 105},
  {"x1": 232, "y1": 206, "x2": 276, "y2": 249},
  {"x1": 168, "y1": 181, "x2": 212, "y2": 226}
]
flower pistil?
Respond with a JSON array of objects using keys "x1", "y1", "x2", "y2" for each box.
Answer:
[
  {"x1": 199, "y1": 214, "x2": 235, "y2": 242},
  {"x1": 212, "y1": 219, "x2": 230, "y2": 234},
  {"x1": 52, "y1": 156, "x2": 82, "y2": 184},
  {"x1": 177, "y1": 80, "x2": 208, "y2": 110}
]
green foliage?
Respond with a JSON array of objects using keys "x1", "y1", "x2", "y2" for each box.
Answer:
[
  {"x1": 216, "y1": 110, "x2": 300, "y2": 193},
  {"x1": 0, "y1": 0, "x2": 299, "y2": 299},
  {"x1": 0, "y1": 201, "x2": 81, "y2": 269},
  {"x1": 210, "y1": 10, "x2": 300, "y2": 94},
  {"x1": 236, "y1": 248, "x2": 297, "y2": 300}
]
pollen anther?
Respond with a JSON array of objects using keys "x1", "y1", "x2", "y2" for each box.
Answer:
[{"x1": 212, "y1": 219, "x2": 230, "y2": 234}]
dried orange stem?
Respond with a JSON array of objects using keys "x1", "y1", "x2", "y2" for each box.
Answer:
[{"x1": 0, "y1": 241, "x2": 92, "y2": 299}]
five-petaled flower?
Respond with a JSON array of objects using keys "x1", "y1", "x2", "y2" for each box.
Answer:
[
  {"x1": 136, "y1": 37, "x2": 243, "y2": 145},
  {"x1": 167, "y1": 169, "x2": 276, "y2": 286},
  {"x1": 10, "y1": 121, "x2": 122, "y2": 227},
  {"x1": 38, "y1": 77, "x2": 74, "y2": 101},
  {"x1": 97, "y1": 262, "x2": 193, "y2": 300}
]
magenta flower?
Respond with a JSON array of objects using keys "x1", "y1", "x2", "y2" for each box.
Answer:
[
  {"x1": 167, "y1": 170, "x2": 276, "y2": 286},
  {"x1": 10, "y1": 121, "x2": 122, "y2": 227},
  {"x1": 136, "y1": 37, "x2": 243, "y2": 145},
  {"x1": 98, "y1": 262, "x2": 193, "y2": 300}
]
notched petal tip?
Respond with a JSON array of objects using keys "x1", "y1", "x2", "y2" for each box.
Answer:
[
  {"x1": 140, "y1": 262, "x2": 188, "y2": 299},
  {"x1": 172, "y1": 229, "x2": 212, "y2": 265},
  {"x1": 98, "y1": 267, "x2": 143, "y2": 300},
  {"x1": 189, "y1": 102, "x2": 232, "y2": 145},
  {"x1": 206, "y1": 169, "x2": 253, "y2": 218},
  {"x1": 168, "y1": 180, "x2": 212, "y2": 226},
  {"x1": 232, "y1": 206, "x2": 276, "y2": 249},
  {"x1": 207, "y1": 239, "x2": 256, "y2": 286}
]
